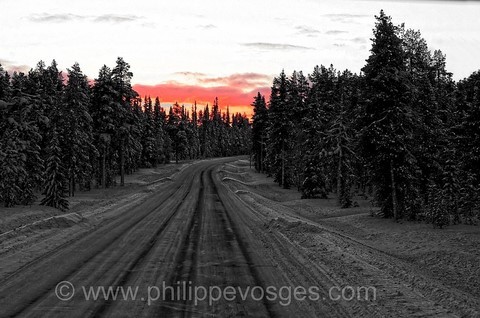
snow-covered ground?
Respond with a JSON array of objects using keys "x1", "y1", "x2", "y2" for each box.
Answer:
[
  {"x1": 1, "y1": 158, "x2": 479, "y2": 317},
  {"x1": 220, "y1": 159, "x2": 480, "y2": 317},
  {"x1": 0, "y1": 161, "x2": 192, "y2": 265}
]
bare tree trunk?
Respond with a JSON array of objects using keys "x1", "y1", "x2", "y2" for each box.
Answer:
[{"x1": 390, "y1": 159, "x2": 398, "y2": 220}]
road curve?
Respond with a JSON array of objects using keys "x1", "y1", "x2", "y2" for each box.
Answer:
[
  {"x1": 3, "y1": 157, "x2": 456, "y2": 317},
  {"x1": 0, "y1": 158, "x2": 305, "y2": 317}
]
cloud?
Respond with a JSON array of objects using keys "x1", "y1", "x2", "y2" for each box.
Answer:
[
  {"x1": 141, "y1": 22, "x2": 156, "y2": 28},
  {"x1": 325, "y1": 30, "x2": 348, "y2": 35},
  {"x1": 28, "y1": 13, "x2": 142, "y2": 24},
  {"x1": 171, "y1": 72, "x2": 272, "y2": 92},
  {"x1": 329, "y1": 36, "x2": 366, "y2": 48},
  {"x1": 173, "y1": 71, "x2": 208, "y2": 77},
  {"x1": 199, "y1": 24, "x2": 217, "y2": 29},
  {"x1": 94, "y1": 14, "x2": 141, "y2": 23},
  {"x1": 29, "y1": 13, "x2": 85, "y2": 23},
  {"x1": 323, "y1": 13, "x2": 369, "y2": 23},
  {"x1": 0, "y1": 58, "x2": 30, "y2": 74},
  {"x1": 323, "y1": 13, "x2": 369, "y2": 19},
  {"x1": 350, "y1": 37, "x2": 367, "y2": 44},
  {"x1": 199, "y1": 73, "x2": 272, "y2": 90},
  {"x1": 243, "y1": 42, "x2": 314, "y2": 51},
  {"x1": 295, "y1": 25, "x2": 321, "y2": 37}
]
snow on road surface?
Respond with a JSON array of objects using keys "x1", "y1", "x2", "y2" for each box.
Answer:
[{"x1": 0, "y1": 158, "x2": 479, "y2": 317}]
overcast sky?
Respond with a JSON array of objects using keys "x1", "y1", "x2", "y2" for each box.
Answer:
[{"x1": 1, "y1": 0, "x2": 479, "y2": 113}]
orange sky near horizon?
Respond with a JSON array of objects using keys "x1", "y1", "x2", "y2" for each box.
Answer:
[{"x1": 133, "y1": 83, "x2": 271, "y2": 118}]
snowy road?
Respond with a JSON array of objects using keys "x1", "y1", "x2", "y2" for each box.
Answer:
[{"x1": 0, "y1": 158, "x2": 478, "y2": 317}]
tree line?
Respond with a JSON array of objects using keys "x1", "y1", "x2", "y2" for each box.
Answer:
[
  {"x1": 251, "y1": 10, "x2": 480, "y2": 227},
  {"x1": 0, "y1": 58, "x2": 251, "y2": 210}
]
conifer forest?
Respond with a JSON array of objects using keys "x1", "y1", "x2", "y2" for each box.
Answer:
[
  {"x1": 1, "y1": 11, "x2": 479, "y2": 228},
  {"x1": 1, "y1": 9, "x2": 480, "y2": 318},
  {"x1": 252, "y1": 11, "x2": 480, "y2": 227},
  {"x1": 0, "y1": 58, "x2": 251, "y2": 210}
]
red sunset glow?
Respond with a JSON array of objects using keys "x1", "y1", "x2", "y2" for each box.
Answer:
[{"x1": 133, "y1": 76, "x2": 271, "y2": 118}]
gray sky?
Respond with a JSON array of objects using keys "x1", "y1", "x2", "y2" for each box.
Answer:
[{"x1": 1, "y1": 0, "x2": 479, "y2": 109}]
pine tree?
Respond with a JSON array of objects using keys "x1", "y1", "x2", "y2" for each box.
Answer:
[
  {"x1": 266, "y1": 70, "x2": 294, "y2": 188},
  {"x1": 457, "y1": 71, "x2": 480, "y2": 185},
  {"x1": 200, "y1": 104, "x2": 213, "y2": 158},
  {"x1": 0, "y1": 124, "x2": 27, "y2": 207},
  {"x1": 401, "y1": 29, "x2": 443, "y2": 218},
  {"x1": 19, "y1": 61, "x2": 63, "y2": 196},
  {"x1": 0, "y1": 64, "x2": 18, "y2": 206},
  {"x1": 299, "y1": 65, "x2": 335, "y2": 198},
  {"x1": 141, "y1": 96, "x2": 157, "y2": 167},
  {"x1": 61, "y1": 63, "x2": 97, "y2": 195},
  {"x1": 455, "y1": 72, "x2": 480, "y2": 224},
  {"x1": 153, "y1": 97, "x2": 167, "y2": 164},
  {"x1": 288, "y1": 71, "x2": 310, "y2": 190},
  {"x1": 187, "y1": 102, "x2": 201, "y2": 159},
  {"x1": 211, "y1": 97, "x2": 222, "y2": 157},
  {"x1": 327, "y1": 70, "x2": 359, "y2": 207},
  {"x1": 0, "y1": 64, "x2": 11, "y2": 100},
  {"x1": 27, "y1": 60, "x2": 64, "y2": 133},
  {"x1": 251, "y1": 92, "x2": 268, "y2": 172},
  {"x1": 167, "y1": 102, "x2": 181, "y2": 163},
  {"x1": 40, "y1": 127, "x2": 69, "y2": 211},
  {"x1": 91, "y1": 65, "x2": 116, "y2": 188},
  {"x1": 3, "y1": 91, "x2": 44, "y2": 205},
  {"x1": 164, "y1": 101, "x2": 200, "y2": 163},
  {"x1": 111, "y1": 57, "x2": 139, "y2": 186},
  {"x1": 360, "y1": 10, "x2": 418, "y2": 219}
]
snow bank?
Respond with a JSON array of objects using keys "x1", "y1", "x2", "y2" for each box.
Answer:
[{"x1": 0, "y1": 213, "x2": 85, "y2": 240}]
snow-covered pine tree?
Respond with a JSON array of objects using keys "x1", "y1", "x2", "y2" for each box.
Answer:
[
  {"x1": 1, "y1": 90, "x2": 44, "y2": 206},
  {"x1": 0, "y1": 64, "x2": 11, "y2": 100},
  {"x1": 200, "y1": 104, "x2": 213, "y2": 158},
  {"x1": 167, "y1": 103, "x2": 181, "y2": 163},
  {"x1": 457, "y1": 72, "x2": 480, "y2": 187},
  {"x1": 26, "y1": 61, "x2": 64, "y2": 164},
  {"x1": 127, "y1": 97, "x2": 143, "y2": 174},
  {"x1": 326, "y1": 70, "x2": 359, "y2": 208},
  {"x1": 61, "y1": 63, "x2": 97, "y2": 195},
  {"x1": 455, "y1": 71, "x2": 480, "y2": 223},
  {"x1": 287, "y1": 71, "x2": 309, "y2": 191},
  {"x1": 41, "y1": 126, "x2": 69, "y2": 211},
  {"x1": 153, "y1": 97, "x2": 167, "y2": 164},
  {"x1": 0, "y1": 121, "x2": 27, "y2": 207},
  {"x1": 141, "y1": 96, "x2": 157, "y2": 167},
  {"x1": 299, "y1": 65, "x2": 335, "y2": 198},
  {"x1": 266, "y1": 70, "x2": 294, "y2": 188},
  {"x1": 401, "y1": 29, "x2": 443, "y2": 218},
  {"x1": 91, "y1": 65, "x2": 116, "y2": 188},
  {"x1": 180, "y1": 105, "x2": 192, "y2": 159},
  {"x1": 111, "y1": 57, "x2": 139, "y2": 186},
  {"x1": 186, "y1": 102, "x2": 201, "y2": 159},
  {"x1": 360, "y1": 10, "x2": 418, "y2": 219},
  {"x1": 210, "y1": 97, "x2": 222, "y2": 157},
  {"x1": 251, "y1": 92, "x2": 268, "y2": 172}
]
